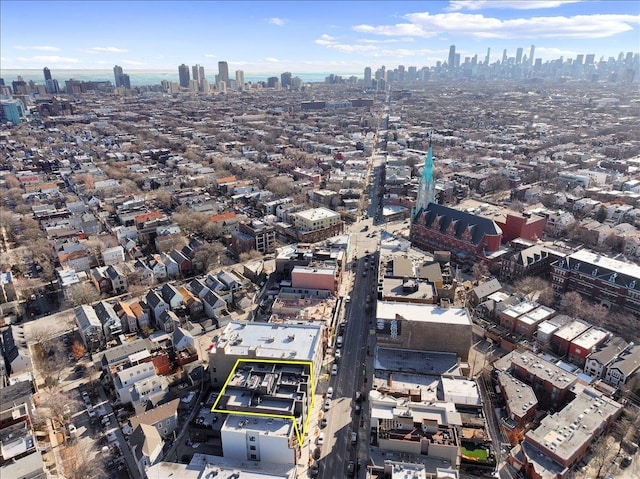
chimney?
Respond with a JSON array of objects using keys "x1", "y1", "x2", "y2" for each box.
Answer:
[{"x1": 388, "y1": 373, "x2": 393, "y2": 388}]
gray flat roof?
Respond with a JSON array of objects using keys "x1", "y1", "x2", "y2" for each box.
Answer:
[
  {"x1": 377, "y1": 302, "x2": 472, "y2": 326},
  {"x1": 375, "y1": 347, "x2": 461, "y2": 376},
  {"x1": 525, "y1": 390, "x2": 622, "y2": 462}
]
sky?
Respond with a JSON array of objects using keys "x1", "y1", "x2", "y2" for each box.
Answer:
[{"x1": 1, "y1": 0, "x2": 638, "y2": 74}]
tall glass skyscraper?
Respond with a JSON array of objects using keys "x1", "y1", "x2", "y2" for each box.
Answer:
[{"x1": 178, "y1": 64, "x2": 190, "y2": 88}]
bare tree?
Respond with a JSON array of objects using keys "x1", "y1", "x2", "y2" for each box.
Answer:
[
  {"x1": 513, "y1": 277, "x2": 554, "y2": 306},
  {"x1": 30, "y1": 331, "x2": 67, "y2": 392},
  {"x1": 193, "y1": 242, "x2": 225, "y2": 273},
  {"x1": 62, "y1": 440, "x2": 108, "y2": 479},
  {"x1": 589, "y1": 435, "x2": 618, "y2": 479},
  {"x1": 65, "y1": 282, "x2": 101, "y2": 308},
  {"x1": 472, "y1": 263, "x2": 489, "y2": 282},
  {"x1": 37, "y1": 390, "x2": 83, "y2": 442}
]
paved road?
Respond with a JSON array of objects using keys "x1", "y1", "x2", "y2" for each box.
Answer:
[{"x1": 318, "y1": 120, "x2": 387, "y2": 479}]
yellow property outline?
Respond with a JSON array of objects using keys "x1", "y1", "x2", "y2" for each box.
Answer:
[{"x1": 211, "y1": 358, "x2": 315, "y2": 448}]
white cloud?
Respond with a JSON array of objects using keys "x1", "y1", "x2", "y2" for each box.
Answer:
[
  {"x1": 17, "y1": 55, "x2": 80, "y2": 64},
  {"x1": 314, "y1": 34, "x2": 338, "y2": 45},
  {"x1": 446, "y1": 1, "x2": 581, "y2": 11},
  {"x1": 204, "y1": 53, "x2": 217, "y2": 58},
  {"x1": 314, "y1": 34, "x2": 442, "y2": 57},
  {"x1": 14, "y1": 45, "x2": 60, "y2": 52},
  {"x1": 355, "y1": 12, "x2": 639, "y2": 40},
  {"x1": 84, "y1": 46, "x2": 128, "y2": 54},
  {"x1": 354, "y1": 23, "x2": 437, "y2": 38},
  {"x1": 265, "y1": 57, "x2": 280, "y2": 63},
  {"x1": 267, "y1": 17, "x2": 286, "y2": 26}
]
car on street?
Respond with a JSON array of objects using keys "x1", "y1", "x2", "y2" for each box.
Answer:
[
  {"x1": 313, "y1": 447, "x2": 321, "y2": 460},
  {"x1": 309, "y1": 462, "x2": 319, "y2": 477},
  {"x1": 324, "y1": 399, "x2": 331, "y2": 411},
  {"x1": 316, "y1": 433, "x2": 325, "y2": 445},
  {"x1": 350, "y1": 432, "x2": 358, "y2": 445},
  {"x1": 319, "y1": 417, "x2": 328, "y2": 428},
  {"x1": 347, "y1": 461, "x2": 356, "y2": 476},
  {"x1": 621, "y1": 456, "x2": 632, "y2": 468},
  {"x1": 327, "y1": 387, "x2": 333, "y2": 399},
  {"x1": 331, "y1": 364, "x2": 338, "y2": 376}
]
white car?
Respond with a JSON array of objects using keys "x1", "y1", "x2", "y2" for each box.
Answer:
[
  {"x1": 324, "y1": 399, "x2": 331, "y2": 411},
  {"x1": 331, "y1": 364, "x2": 338, "y2": 376},
  {"x1": 327, "y1": 387, "x2": 334, "y2": 399},
  {"x1": 316, "y1": 432, "x2": 325, "y2": 445}
]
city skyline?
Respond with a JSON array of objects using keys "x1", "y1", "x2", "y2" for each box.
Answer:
[{"x1": 1, "y1": 1, "x2": 638, "y2": 73}]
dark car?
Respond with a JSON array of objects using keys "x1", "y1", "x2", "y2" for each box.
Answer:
[
  {"x1": 621, "y1": 456, "x2": 632, "y2": 468},
  {"x1": 347, "y1": 461, "x2": 355, "y2": 476},
  {"x1": 313, "y1": 447, "x2": 321, "y2": 460}
]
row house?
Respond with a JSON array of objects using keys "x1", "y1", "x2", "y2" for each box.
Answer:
[
  {"x1": 603, "y1": 345, "x2": 640, "y2": 389},
  {"x1": 90, "y1": 265, "x2": 128, "y2": 294},
  {"x1": 75, "y1": 304, "x2": 105, "y2": 352},
  {"x1": 550, "y1": 249, "x2": 640, "y2": 316},
  {"x1": 584, "y1": 337, "x2": 629, "y2": 380}
]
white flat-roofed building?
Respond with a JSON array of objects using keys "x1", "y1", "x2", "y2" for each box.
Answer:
[
  {"x1": 514, "y1": 305, "x2": 556, "y2": 338},
  {"x1": 208, "y1": 321, "x2": 323, "y2": 386},
  {"x1": 376, "y1": 302, "x2": 472, "y2": 361},
  {"x1": 568, "y1": 328, "x2": 610, "y2": 366},
  {"x1": 552, "y1": 319, "x2": 591, "y2": 356},
  {"x1": 221, "y1": 416, "x2": 294, "y2": 465},
  {"x1": 289, "y1": 207, "x2": 340, "y2": 232},
  {"x1": 499, "y1": 300, "x2": 537, "y2": 331},
  {"x1": 440, "y1": 377, "x2": 481, "y2": 406}
]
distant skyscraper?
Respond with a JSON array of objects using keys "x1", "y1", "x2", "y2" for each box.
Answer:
[
  {"x1": 43, "y1": 67, "x2": 52, "y2": 82},
  {"x1": 120, "y1": 74, "x2": 131, "y2": 89},
  {"x1": 280, "y1": 71, "x2": 292, "y2": 88},
  {"x1": 218, "y1": 61, "x2": 229, "y2": 86},
  {"x1": 113, "y1": 65, "x2": 124, "y2": 87},
  {"x1": 448, "y1": 45, "x2": 456, "y2": 69},
  {"x1": 585, "y1": 54, "x2": 595, "y2": 66},
  {"x1": 397, "y1": 65, "x2": 405, "y2": 82},
  {"x1": 235, "y1": 70, "x2": 245, "y2": 90},
  {"x1": 455, "y1": 53, "x2": 460, "y2": 68},
  {"x1": 516, "y1": 48, "x2": 523, "y2": 65},
  {"x1": 407, "y1": 66, "x2": 417, "y2": 81},
  {"x1": 529, "y1": 45, "x2": 536, "y2": 68},
  {"x1": 364, "y1": 67, "x2": 372, "y2": 86},
  {"x1": 178, "y1": 64, "x2": 190, "y2": 88},
  {"x1": 485, "y1": 48, "x2": 491, "y2": 66},
  {"x1": 502, "y1": 49, "x2": 508, "y2": 64},
  {"x1": 192, "y1": 64, "x2": 201, "y2": 83}
]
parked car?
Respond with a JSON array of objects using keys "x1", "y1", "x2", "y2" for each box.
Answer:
[
  {"x1": 347, "y1": 461, "x2": 356, "y2": 476},
  {"x1": 327, "y1": 387, "x2": 333, "y2": 399},
  {"x1": 319, "y1": 417, "x2": 328, "y2": 428},
  {"x1": 316, "y1": 433, "x2": 325, "y2": 446},
  {"x1": 324, "y1": 399, "x2": 331, "y2": 411},
  {"x1": 331, "y1": 364, "x2": 338, "y2": 376}
]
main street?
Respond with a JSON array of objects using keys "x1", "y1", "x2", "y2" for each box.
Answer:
[{"x1": 317, "y1": 109, "x2": 388, "y2": 478}]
